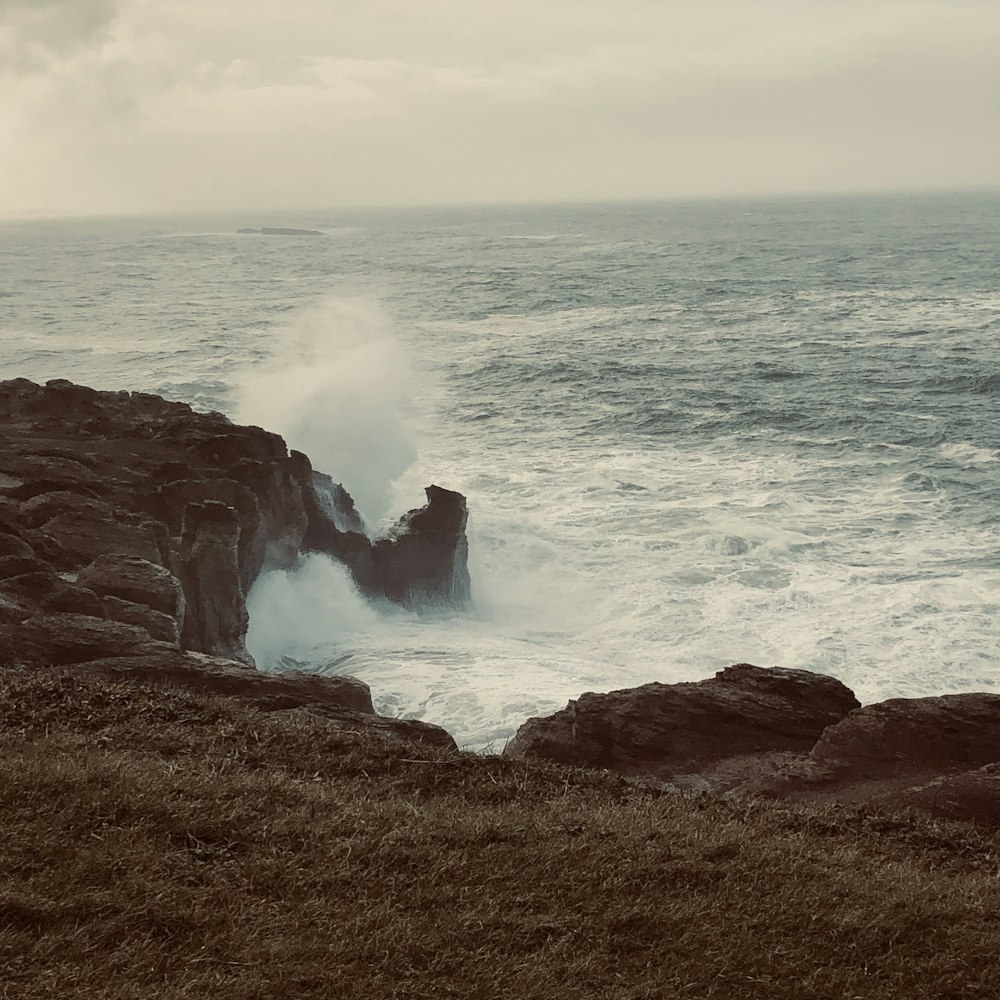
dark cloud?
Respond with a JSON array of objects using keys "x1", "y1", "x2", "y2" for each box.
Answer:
[{"x1": 0, "y1": 0, "x2": 120, "y2": 72}]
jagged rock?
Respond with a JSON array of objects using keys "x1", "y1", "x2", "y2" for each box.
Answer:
[
  {"x1": 504, "y1": 664, "x2": 860, "y2": 784},
  {"x1": 101, "y1": 596, "x2": 179, "y2": 645},
  {"x1": 154, "y1": 476, "x2": 266, "y2": 593},
  {"x1": 301, "y1": 466, "x2": 376, "y2": 594},
  {"x1": 748, "y1": 693, "x2": 1000, "y2": 814},
  {"x1": 230, "y1": 456, "x2": 309, "y2": 577},
  {"x1": 177, "y1": 501, "x2": 249, "y2": 663},
  {"x1": 305, "y1": 468, "x2": 366, "y2": 535},
  {"x1": 372, "y1": 485, "x2": 471, "y2": 608},
  {"x1": 0, "y1": 377, "x2": 470, "y2": 748},
  {"x1": 0, "y1": 379, "x2": 472, "y2": 637},
  {"x1": 77, "y1": 554, "x2": 185, "y2": 619},
  {"x1": 69, "y1": 651, "x2": 456, "y2": 748}
]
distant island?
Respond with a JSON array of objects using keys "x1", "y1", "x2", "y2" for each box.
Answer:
[{"x1": 237, "y1": 226, "x2": 324, "y2": 236}]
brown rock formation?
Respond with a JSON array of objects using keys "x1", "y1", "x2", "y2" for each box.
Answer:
[
  {"x1": 0, "y1": 377, "x2": 470, "y2": 748},
  {"x1": 372, "y1": 485, "x2": 471, "y2": 609},
  {"x1": 301, "y1": 467, "x2": 377, "y2": 594},
  {"x1": 504, "y1": 663, "x2": 860, "y2": 785},
  {"x1": 748, "y1": 693, "x2": 1000, "y2": 820},
  {"x1": 176, "y1": 501, "x2": 250, "y2": 663},
  {"x1": 505, "y1": 665, "x2": 1000, "y2": 825}
]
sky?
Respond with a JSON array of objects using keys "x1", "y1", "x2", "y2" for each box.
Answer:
[{"x1": 1, "y1": 0, "x2": 998, "y2": 216}]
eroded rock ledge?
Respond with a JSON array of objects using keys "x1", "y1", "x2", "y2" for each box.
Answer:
[
  {"x1": 504, "y1": 664, "x2": 1000, "y2": 826},
  {"x1": 0, "y1": 377, "x2": 466, "y2": 748}
]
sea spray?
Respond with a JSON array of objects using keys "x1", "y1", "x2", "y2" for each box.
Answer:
[
  {"x1": 233, "y1": 295, "x2": 417, "y2": 524},
  {"x1": 245, "y1": 554, "x2": 379, "y2": 667}
]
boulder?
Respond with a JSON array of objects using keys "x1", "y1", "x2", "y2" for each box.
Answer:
[
  {"x1": 749, "y1": 693, "x2": 1000, "y2": 812},
  {"x1": 808, "y1": 693, "x2": 1000, "y2": 780},
  {"x1": 504, "y1": 664, "x2": 860, "y2": 786},
  {"x1": 506, "y1": 665, "x2": 1000, "y2": 825}
]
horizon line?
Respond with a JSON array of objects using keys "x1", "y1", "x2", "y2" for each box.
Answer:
[{"x1": 2, "y1": 182, "x2": 999, "y2": 224}]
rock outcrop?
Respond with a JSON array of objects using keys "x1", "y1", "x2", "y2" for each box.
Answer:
[
  {"x1": 0, "y1": 377, "x2": 469, "y2": 747},
  {"x1": 504, "y1": 663, "x2": 860, "y2": 785},
  {"x1": 748, "y1": 693, "x2": 1000, "y2": 821},
  {"x1": 68, "y1": 650, "x2": 456, "y2": 749},
  {"x1": 505, "y1": 665, "x2": 1000, "y2": 826},
  {"x1": 372, "y1": 486, "x2": 471, "y2": 609}
]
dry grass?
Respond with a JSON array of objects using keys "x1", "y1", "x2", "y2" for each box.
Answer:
[{"x1": 2, "y1": 670, "x2": 999, "y2": 999}]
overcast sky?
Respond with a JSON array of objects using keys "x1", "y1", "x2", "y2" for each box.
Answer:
[{"x1": 2, "y1": 0, "x2": 998, "y2": 216}]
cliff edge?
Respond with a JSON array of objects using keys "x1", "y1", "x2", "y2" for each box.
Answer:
[{"x1": 0, "y1": 377, "x2": 465, "y2": 748}]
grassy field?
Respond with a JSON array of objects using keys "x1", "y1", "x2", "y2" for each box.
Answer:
[{"x1": 2, "y1": 670, "x2": 999, "y2": 999}]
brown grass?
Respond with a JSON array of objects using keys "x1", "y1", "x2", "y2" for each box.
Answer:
[{"x1": 2, "y1": 670, "x2": 999, "y2": 999}]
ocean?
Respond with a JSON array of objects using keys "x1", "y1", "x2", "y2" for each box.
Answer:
[{"x1": 1, "y1": 193, "x2": 998, "y2": 749}]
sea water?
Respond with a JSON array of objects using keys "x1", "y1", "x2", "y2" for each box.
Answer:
[{"x1": 1, "y1": 193, "x2": 998, "y2": 748}]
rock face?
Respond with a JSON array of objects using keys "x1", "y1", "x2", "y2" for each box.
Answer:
[
  {"x1": 301, "y1": 476, "x2": 471, "y2": 610},
  {"x1": 504, "y1": 663, "x2": 860, "y2": 784},
  {"x1": 0, "y1": 377, "x2": 469, "y2": 747},
  {"x1": 750, "y1": 693, "x2": 1000, "y2": 820},
  {"x1": 373, "y1": 486, "x2": 471, "y2": 609},
  {"x1": 505, "y1": 666, "x2": 1000, "y2": 826}
]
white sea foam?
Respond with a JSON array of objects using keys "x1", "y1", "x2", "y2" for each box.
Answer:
[
  {"x1": 938, "y1": 442, "x2": 997, "y2": 465},
  {"x1": 246, "y1": 554, "x2": 378, "y2": 666}
]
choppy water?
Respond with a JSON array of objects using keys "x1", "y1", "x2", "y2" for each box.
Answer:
[{"x1": 2, "y1": 194, "x2": 998, "y2": 748}]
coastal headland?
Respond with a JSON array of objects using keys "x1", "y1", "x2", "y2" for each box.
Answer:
[
  {"x1": 2, "y1": 378, "x2": 999, "y2": 996},
  {"x1": 1, "y1": 376, "x2": 997, "y2": 824}
]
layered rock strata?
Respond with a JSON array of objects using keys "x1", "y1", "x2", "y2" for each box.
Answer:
[{"x1": 0, "y1": 377, "x2": 468, "y2": 746}]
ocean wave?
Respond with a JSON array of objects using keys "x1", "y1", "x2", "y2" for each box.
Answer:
[
  {"x1": 938, "y1": 442, "x2": 998, "y2": 465},
  {"x1": 923, "y1": 372, "x2": 1000, "y2": 395}
]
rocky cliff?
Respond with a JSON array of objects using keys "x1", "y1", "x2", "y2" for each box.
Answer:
[
  {"x1": 0, "y1": 377, "x2": 466, "y2": 747},
  {"x1": 4, "y1": 378, "x2": 997, "y2": 824},
  {"x1": 505, "y1": 663, "x2": 1000, "y2": 825}
]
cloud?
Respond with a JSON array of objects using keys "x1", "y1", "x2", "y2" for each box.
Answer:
[
  {"x1": 1, "y1": 0, "x2": 999, "y2": 215},
  {"x1": 0, "y1": 0, "x2": 121, "y2": 73}
]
